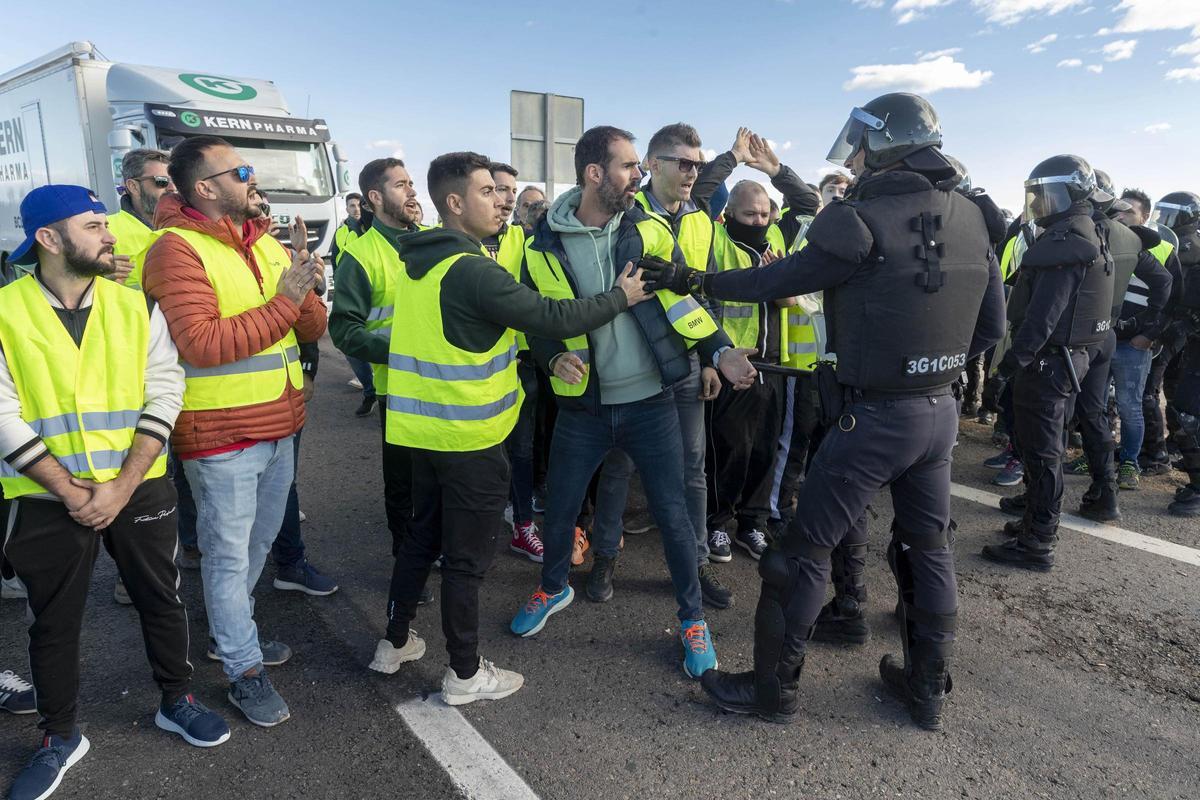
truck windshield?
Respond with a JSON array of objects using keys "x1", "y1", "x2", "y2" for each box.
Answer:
[{"x1": 158, "y1": 132, "x2": 333, "y2": 198}]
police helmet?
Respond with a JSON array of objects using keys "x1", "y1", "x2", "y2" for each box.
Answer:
[
  {"x1": 1022, "y1": 155, "x2": 1107, "y2": 223},
  {"x1": 1152, "y1": 191, "x2": 1200, "y2": 231},
  {"x1": 826, "y1": 92, "x2": 942, "y2": 170},
  {"x1": 1093, "y1": 169, "x2": 1131, "y2": 213}
]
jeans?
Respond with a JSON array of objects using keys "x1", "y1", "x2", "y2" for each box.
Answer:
[
  {"x1": 542, "y1": 390, "x2": 703, "y2": 622},
  {"x1": 184, "y1": 437, "x2": 295, "y2": 681},
  {"x1": 347, "y1": 355, "x2": 376, "y2": 400},
  {"x1": 271, "y1": 427, "x2": 307, "y2": 568},
  {"x1": 592, "y1": 354, "x2": 708, "y2": 565},
  {"x1": 506, "y1": 360, "x2": 538, "y2": 527},
  {"x1": 1111, "y1": 341, "x2": 1153, "y2": 464}
]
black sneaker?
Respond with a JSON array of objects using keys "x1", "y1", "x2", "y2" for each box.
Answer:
[
  {"x1": 812, "y1": 596, "x2": 869, "y2": 644},
  {"x1": 419, "y1": 585, "x2": 435, "y2": 605},
  {"x1": 354, "y1": 396, "x2": 377, "y2": 417},
  {"x1": 1168, "y1": 484, "x2": 1200, "y2": 517},
  {"x1": 585, "y1": 554, "x2": 616, "y2": 603},
  {"x1": 734, "y1": 528, "x2": 768, "y2": 560},
  {"x1": 698, "y1": 563, "x2": 733, "y2": 609},
  {"x1": 998, "y1": 494, "x2": 1026, "y2": 516},
  {"x1": 1139, "y1": 453, "x2": 1170, "y2": 476},
  {"x1": 707, "y1": 530, "x2": 732, "y2": 563},
  {"x1": 981, "y1": 537, "x2": 1055, "y2": 572}
]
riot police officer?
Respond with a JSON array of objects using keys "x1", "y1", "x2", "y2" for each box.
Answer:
[
  {"x1": 1153, "y1": 192, "x2": 1200, "y2": 516},
  {"x1": 982, "y1": 156, "x2": 1115, "y2": 570},
  {"x1": 642, "y1": 92, "x2": 1006, "y2": 730}
]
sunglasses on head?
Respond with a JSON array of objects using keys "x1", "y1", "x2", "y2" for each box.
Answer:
[
  {"x1": 135, "y1": 175, "x2": 172, "y2": 188},
  {"x1": 656, "y1": 155, "x2": 705, "y2": 174},
  {"x1": 203, "y1": 165, "x2": 255, "y2": 183}
]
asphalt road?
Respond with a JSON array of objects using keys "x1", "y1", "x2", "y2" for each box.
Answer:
[{"x1": 2, "y1": 337, "x2": 1198, "y2": 800}]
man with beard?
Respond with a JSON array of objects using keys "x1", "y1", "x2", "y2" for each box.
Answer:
[
  {"x1": 110, "y1": 148, "x2": 174, "y2": 288},
  {"x1": 510, "y1": 126, "x2": 757, "y2": 681},
  {"x1": 1, "y1": 185, "x2": 229, "y2": 800},
  {"x1": 142, "y1": 136, "x2": 327, "y2": 728},
  {"x1": 329, "y1": 159, "x2": 430, "y2": 582},
  {"x1": 372, "y1": 150, "x2": 651, "y2": 702}
]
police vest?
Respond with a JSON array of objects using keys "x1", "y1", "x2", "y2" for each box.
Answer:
[
  {"x1": 108, "y1": 209, "x2": 156, "y2": 290},
  {"x1": 385, "y1": 252, "x2": 521, "y2": 451},
  {"x1": 343, "y1": 226, "x2": 405, "y2": 392},
  {"x1": 524, "y1": 217, "x2": 718, "y2": 397},
  {"x1": 635, "y1": 191, "x2": 714, "y2": 270},
  {"x1": 1175, "y1": 228, "x2": 1200, "y2": 312},
  {"x1": 1098, "y1": 217, "x2": 1143, "y2": 322},
  {"x1": 1032, "y1": 216, "x2": 1114, "y2": 348},
  {"x1": 0, "y1": 276, "x2": 167, "y2": 498},
  {"x1": 163, "y1": 228, "x2": 304, "y2": 411},
  {"x1": 819, "y1": 186, "x2": 991, "y2": 392}
]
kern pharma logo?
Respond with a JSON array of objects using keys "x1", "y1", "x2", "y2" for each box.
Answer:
[{"x1": 179, "y1": 73, "x2": 258, "y2": 101}]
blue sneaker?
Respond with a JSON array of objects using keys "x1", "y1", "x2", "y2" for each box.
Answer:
[
  {"x1": 228, "y1": 670, "x2": 290, "y2": 727},
  {"x1": 155, "y1": 693, "x2": 230, "y2": 748},
  {"x1": 681, "y1": 619, "x2": 717, "y2": 679},
  {"x1": 8, "y1": 731, "x2": 90, "y2": 800},
  {"x1": 273, "y1": 559, "x2": 339, "y2": 596},
  {"x1": 992, "y1": 458, "x2": 1024, "y2": 487},
  {"x1": 510, "y1": 585, "x2": 573, "y2": 638},
  {"x1": 983, "y1": 445, "x2": 1012, "y2": 470}
]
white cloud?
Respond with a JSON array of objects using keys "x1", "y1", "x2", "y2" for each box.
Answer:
[
  {"x1": 1144, "y1": 122, "x2": 1171, "y2": 133},
  {"x1": 780, "y1": 140, "x2": 794, "y2": 151},
  {"x1": 1109, "y1": 0, "x2": 1200, "y2": 35},
  {"x1": 1086, "y1": 64, "x2": 1103, "y2": 73},
  {"x1": 1102, "y1": 39, "x2": 1138, "y2": 61},
  {"x1": 844, "y1": 55, "x2": 994, "y2": 93},
  {"x1": 1057, "y1": 58, "x2": 1083, "y2": 67},
  {"x1": 852, "y1": 0, "x2": 886, "y2": 7},
  {"x1": 918, "y1": 47, "x2": 963, "y2": 60},
  {"x1": 1166, "y1": 65, "x2": 1200, "y2": 81},
  {"x1": 368, "y1": 139, "x2": 405, "y2": 158},
  {"x1": 702, "y1": 148, "x2": 718, "y2": 162},
  {"x1": 1171, "y1": 39, "x2": 1200, "y2": 56},
  {"x1": 1027, "y1": 33, "x2": 1058, "y2": 52},
  {"x1": 970, "y1": 0, "x2": 1083, "y2": 26},
  {"x1": 893, "y1": 0, "x2": 954, "y2": 24}
]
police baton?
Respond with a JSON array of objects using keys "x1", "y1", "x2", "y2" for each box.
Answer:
[{"x1": 1059, "y1": 346, "x2": 1082, "y2": 394}]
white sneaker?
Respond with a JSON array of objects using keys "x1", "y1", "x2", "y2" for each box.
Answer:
[
  {"x1": 441, "y1": 657, "x2": 524, "y2": 706},
  {"x1": 1, "y1": 575, "x2": 27, "y2": 600},
  {"x1": 368, "y1": 633, "x2": 426, "y2": 674}
]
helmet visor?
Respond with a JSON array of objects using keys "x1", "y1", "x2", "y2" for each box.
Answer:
[
  {"x1": 826, "y1": 107, "x2": 887, "y2": 166},
  {"x1": 1153, "y1": 202, "x2": 1193, "y2": 230},
  {"x1": 1023, "y1": 176, "x2": 1078, "y2": 222}
]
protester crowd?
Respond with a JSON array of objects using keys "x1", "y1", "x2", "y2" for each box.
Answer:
[{"x1": 0, "y1": 89, "x2": 1196, "y2": 800}]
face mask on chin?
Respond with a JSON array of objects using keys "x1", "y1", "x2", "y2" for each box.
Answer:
[{"x1": 725, "y1": 217, "x2": 770, "y2": 253}]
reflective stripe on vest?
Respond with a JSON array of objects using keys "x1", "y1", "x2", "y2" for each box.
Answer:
[
  {"x1": 343, "y1": 225, "x2": 405, "y2": 392},
  {"x1": 713, "y1": 225, "x2": 760, "y2": 351},
  {"x1": 162, "y1": 228, "x2": 303, "y2": 411},
  {"x1": 386, "y1": 252, "x2": 521, "y2": 451},
  {"x1": 0, "y1": 276, "x2": 166, "y2": 498}
]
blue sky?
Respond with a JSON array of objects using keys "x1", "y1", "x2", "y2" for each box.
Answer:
[{"x1": 7, "y1": 0, "x2": 1200, "y2": 212}]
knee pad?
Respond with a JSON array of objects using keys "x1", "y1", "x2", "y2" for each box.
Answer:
[{"x1": 759, "y1": 546, "x2": 800, "y2": 589}]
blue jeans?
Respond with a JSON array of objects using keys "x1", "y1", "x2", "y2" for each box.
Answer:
[
  {"x1": 346, "y1": 355, "x2": 376, "y2": 399},
  {"x1": 542, "y1": 390, "x2": 703, "y2": 622},
  {"x1": 591, "y1": 354, "x2": 708, "y2": 565},
  {"x1": 271, "y1": 427, "x2": 306, "y2": 568},
  {"x1": 183, "y1": 437, "x2": 295, "y2": 681},
  {"x1": 1111, "y1": 341, "x2": 1153, "y2": 464}
]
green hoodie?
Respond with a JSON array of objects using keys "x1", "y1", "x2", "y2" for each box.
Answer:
[{"x1": 548, "y1": 187, "x2": 661, "y2": 405}]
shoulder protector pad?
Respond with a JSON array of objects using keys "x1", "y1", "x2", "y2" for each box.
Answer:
[
  {"x1": 805, "y1": 202, "x2": 874, "y2": 263},
  {"x1": 1022, "y1": 216, "x2": 1101, "y2": 269},
  {"x1": 1130, "y1": 224, "x2": 1162, "y2": 251}
]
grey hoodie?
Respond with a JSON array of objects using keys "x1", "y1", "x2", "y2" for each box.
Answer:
[{"x1": 548, "y1": 187, "x2": 661, "y2": 405}]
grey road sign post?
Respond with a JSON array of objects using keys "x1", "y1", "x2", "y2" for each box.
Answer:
[{"x1": 510, "y1": 90, "x2": 584, "y2": 202}]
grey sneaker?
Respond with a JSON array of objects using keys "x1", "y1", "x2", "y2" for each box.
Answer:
[
  {"x1": 228, "y1": 670, "x2": 290, "y2": 727},
  {"x1": 207, "y1": 638, "x2": 292, "y2": 667},
  {"x1": 441, "y1": 658, "x2": 523, "y2": 706},
  {"x1": 367, "y1": 632, "x2": 426, "y2": 674},
  {"x1": 1117, "y1": 461, "x2": 1140, "y2": 491}
]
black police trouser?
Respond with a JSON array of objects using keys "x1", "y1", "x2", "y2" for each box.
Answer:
[
  {"x1": 5, "y1": 478, "x2": 192, "y2": 737},
  {"x1": 1069, "y1": 331, "x2": 1117, "y2": 484},
  {"x1": 765, "y1": 392, "x2": 960, "y2": 661},
  {"x1": 385, "y1": 444, "x2": 509, "y2": 678},
  {"x1": 1170, "y1": 341, "x2": 1200, "y2": 484},
  {"x1": 380, "y1": 403, "x2": 414, "y2": 557},
  {"x1": 706, "y1": 373, "x2": 785, "y2": 532},
  {"x1": 1141, "y1": 347, "x2": 1182, "y2": 461},
  {"x1": 1014, "y1": 349, "x2": 1092, "y2": 542}
]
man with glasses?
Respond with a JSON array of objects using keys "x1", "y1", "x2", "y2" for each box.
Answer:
[
  {"x1": 110, "y1": 148, "x2": 174, "y2": 288},
  {"x1": 142, "y1": 135, "x2": 327, "y2": 728}
]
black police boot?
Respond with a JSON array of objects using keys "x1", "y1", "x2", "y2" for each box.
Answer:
[
  {"x1": 1168, "y1": 484, "x2": 1200, "y2": 517},
  {"x1": 812, "y1": 595, "x2": 870, "y2": 645},
  {"x1": 1079, "y1": 481, "x2": 1121, "y2": 522},
  {"x1": 981, "y1": 534, "x2": 1055, "y2": 572},
  {"x1": 998, "y1": 493, "x2": 1027, "y2": 516},
  {"x1": 879, "y1": 642, "x2": 953, "y2": 732},
  {"x1": 1001, "y1": 519, "x2": 1023, "y2": 537},
  {"x1": 585, "y1": 553, "x2": 617, "y2": 603},
  {"x1": 701, "y1": 650, "x2": 804, "y2": 724},
  {"x1": 1139, "y1": 452, "x2": 1171, "y2": 476}
]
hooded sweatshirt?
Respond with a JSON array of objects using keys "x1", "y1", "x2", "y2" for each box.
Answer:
[{"x1": 548, "y1": 188, "x2": 661, "y2": 405}]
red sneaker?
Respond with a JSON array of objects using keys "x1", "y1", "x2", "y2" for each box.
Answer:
[{"x1": 509, "y1": 522, "x2": 544, "y2": 563}]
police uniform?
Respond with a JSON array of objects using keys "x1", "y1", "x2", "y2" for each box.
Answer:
[{"x1": 1159, "y1": 194, "x2": 1200, "y2": 516}]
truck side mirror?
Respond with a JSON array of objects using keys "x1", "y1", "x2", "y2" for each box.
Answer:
[{"x1": 331, "y1": 141, "x2": 351, "y2": 193}]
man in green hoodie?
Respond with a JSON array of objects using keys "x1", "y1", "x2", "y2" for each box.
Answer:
[
  {"x1": 509, "y1": 126, "x2": 756, "y2": 680},
  {"x1": 368, "y1": 150, "x2": 652, "y2": 705}
]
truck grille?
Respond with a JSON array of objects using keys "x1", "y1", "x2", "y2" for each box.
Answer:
[{"x1": 270, "y1": 219, "x2": 328, "y2": 255}]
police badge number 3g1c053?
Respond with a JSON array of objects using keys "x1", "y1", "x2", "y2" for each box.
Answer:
[{"x1": 902, "y1": 352, "x2": 967, "y2": 377}]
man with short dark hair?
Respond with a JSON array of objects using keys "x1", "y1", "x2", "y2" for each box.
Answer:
[
  {"x1": 110, "y1": 148, "x2": 174, "y2": 288},
  {"x1": 818, "y1": 172, "x2": 851, "y2": 207},
  {"x1": 372, "y1": 150, "x2": 650, "y2": 705},
  {"x1": 515, "y1": 186, "x2": 546, "y2": 231}
]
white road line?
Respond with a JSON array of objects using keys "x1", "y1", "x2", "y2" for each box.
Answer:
[
  {"x1": 950, "y1": 482, "x2": 1200, "y2": 568},
  {"x1": 396, "y1": 696, "x2": 540, "y2": 800}
]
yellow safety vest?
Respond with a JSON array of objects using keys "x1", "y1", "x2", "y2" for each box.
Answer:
[
  {"x1": 0, "y1": 275, "x2": 166, "y2": 497},
  {"x1": 771, "y1": 235, "x2": 828, "y2": 371},
  {"x1": 385, "y1": 252, "x2": 521, "y2": 451},
  {"x1": 999, "y1": 236, "x2": 1018, "y2": 283},
  {"x1": 342, "y1": 226, "x2": 405, "y2": 393},
  {"x1": 635, "y1": 191, "x2": 713, "y2": 270},
  {"x1": 161, "y1": 228, "x2": 303, "y2": 411},
  {"x1": 712, "y1": 225, "x2": 786, "y2": 354},
  {"x1": 494, "y1": 225, "x2": 529, "y2": 351},
  {"x1": 524, "y1": 216, "x2": 718, "y2": 397},
  {"x1": 334, "y1": 222, "x2": 359, "y2": 258},
  {"x1": 766, "y1": 224, "x2": 786, "y2": 255},
  {"x1": 1149, "y1": 239, "x2": 1174, "y2": 266},
  {"x1": 108, "y1": 209, "x2": 156, "y2": 290}
]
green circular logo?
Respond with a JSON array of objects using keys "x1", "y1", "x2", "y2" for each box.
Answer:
[
  {"x1": 180, "y1": 111, "x2": 202, "y2": 128},
  {"x1": 179, "y1": 73, "x2": 258, "y2": 101}
]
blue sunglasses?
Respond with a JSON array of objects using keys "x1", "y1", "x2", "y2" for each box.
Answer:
[{"x1": 203, "y1": 164, "x2": 255, "y2": 183}]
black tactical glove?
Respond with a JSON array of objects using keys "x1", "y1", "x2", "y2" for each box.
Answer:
[{"x1": 639, "y1": 255, "x2": 699, "y2": 296}]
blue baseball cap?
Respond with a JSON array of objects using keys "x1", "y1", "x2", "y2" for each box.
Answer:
[{"x1": 10, "y1": 184, "x2": 108, "y2": 266}]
